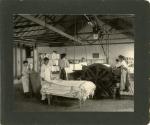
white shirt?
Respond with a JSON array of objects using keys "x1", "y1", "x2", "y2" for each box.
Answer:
[
  {"x1": 115, "y1": 62, "x2": 121, "y2": 68},
  {"x1": 22, "y1": 66, "x2": 29, "y2": 77},
  {"x1": 59, "y1": 58, "x2": 70, "y2": 69},
  {"x1": 52, "y1": 52, "x2": 57, "y2": 59},
  {"x1": 40, "y1": 64, "x2": 52, "y2": 82},
  {"x1": 116, "y1": 60, "x2": 128, "y2": 71},
  {"x1": 116, "y1": 60, "x2": 127, "y2": 68},
  {"x1": 80, "y1": 62, "x2": 88, "y2": 66},
  {"x1": 121, "y1": 60, "x2": 128, "y2": 69}
]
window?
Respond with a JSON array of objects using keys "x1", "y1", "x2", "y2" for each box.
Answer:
[{"x1": 93, "y1": 53, "x2": 99, "y2": 58}]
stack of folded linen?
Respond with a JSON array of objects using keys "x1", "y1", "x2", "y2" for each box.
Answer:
[{"x1": 41, "y1": 80, "x2": 96, "y2": 101}]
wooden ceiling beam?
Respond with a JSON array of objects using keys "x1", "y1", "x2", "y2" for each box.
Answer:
[
  {"x1": 19, "y1": 14, "x2": 83, "y2": 44},
  {"x1": 14, "y1": 24, "x2": 40, "y2": 29},
  {"x1": 14, "y1": 38, "x2": 64, "y2": 46},
  {"x1": 83, "y1": 37, "x2": 134, "y2": 41},
  {"x1": 99, "y1": 15, "x2": 134, "y2": 20},
  {"x1": 53, "y1": 15, "x2": 67, "y2": 26},
  {"x1": 14, "y1": 28, "x2": 46, "y2": 34}
]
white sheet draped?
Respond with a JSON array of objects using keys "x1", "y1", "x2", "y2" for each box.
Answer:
[{"x1": 41, "y1": 80, "x2": 96, "y2": 101}]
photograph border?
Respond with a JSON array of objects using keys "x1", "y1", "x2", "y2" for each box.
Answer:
[{"x1": 1, "y1": 0, "x2": 150, "y2": 125}]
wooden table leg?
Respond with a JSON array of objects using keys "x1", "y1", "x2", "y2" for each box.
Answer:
[
  {"x1": 47, "y1": 94, "x2": 51, "y2": 105},
  {"x1": 113, "y1": 87, "x2": 117, "y2": 99},
  {"x1": 79, "y1": 99, "x2": 81, "y2": 108}
]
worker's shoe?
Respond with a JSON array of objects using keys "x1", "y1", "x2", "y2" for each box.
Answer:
[
  {"x1": 123, "y1": 88, "x2": 129, "y2": 92},
  {"x1": 115, "y1": 94, "x2": 121, "y2": 99},
  {"x1": 24, "y1": 92, "x2": 29, "y2": 98},
  {"x1": 115, "y1": 88, "x2": 121, "y2": 99},
  {"x1": 24, "y1": 92, "x2": 32, "y2": 98},
  {"x1": 41, "y1": 99, "x2": 48, "y2": 105}
]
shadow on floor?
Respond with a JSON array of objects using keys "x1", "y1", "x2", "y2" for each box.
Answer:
[{"x1": 14, "y1": 83, "x2": 134, "y2": 112}]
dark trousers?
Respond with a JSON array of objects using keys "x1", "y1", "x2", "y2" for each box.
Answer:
[{"x1": 60, "y1": 68, "x2": 67, "y2": 80}]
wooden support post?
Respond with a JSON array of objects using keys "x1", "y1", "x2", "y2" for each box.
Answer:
[
  {"x1": 16, "y1": 46, "x2": 21, "y2": 77},
  {"x1": 33, "y1": 46, "x2": 38, "y2": 72},
  {"x1": 20, "y1": 45, "x2": 23, "y2": 74},
  {"x1": 13, "y1": 46, "x2": 17, "y2": 78},
  {"x1": 15, "y1": 46, "x2": 17, "y2": 78},
  {"x1": 22, "y1": 47, "x2": 26, "y2": 62}
]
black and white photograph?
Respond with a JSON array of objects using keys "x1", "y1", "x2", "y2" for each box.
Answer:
[{"x1": 13, "y1": 14, "x2": 134, "y2": 112}]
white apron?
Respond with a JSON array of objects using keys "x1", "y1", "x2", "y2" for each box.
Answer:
[
  {"x1": 40, "y1": 64, "x2": 52, "y2": 82},
  {"x1": 22, "y1": 76, "x2": 29, "y2": 93},
  {"x1": 120, "y1": 68, "x2": 127, "y2": 90},
  {"x1": 120, "y1": 60, "x2": 128, "y2": 91},
  {"x1": 40, "y1": 64, "x2": 52, "y2": 100},
  {"x1": 21, "y1": 66, "x2": 29, "y2": 93}
]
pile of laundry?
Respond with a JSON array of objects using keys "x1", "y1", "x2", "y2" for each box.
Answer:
[{"x1": 40, "y1": 80, "x2": 96, "y2": 101}]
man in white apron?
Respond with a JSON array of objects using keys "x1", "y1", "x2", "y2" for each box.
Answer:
[
  {"x1": 40, "y1": 57, "x2": 52, "y2": 101},
  {"x1": 118, "y1": 55, "x2": 130, "y2": 92},
  {"x1": 21, "y1": 60, "x2": 30, "y2": 97}
]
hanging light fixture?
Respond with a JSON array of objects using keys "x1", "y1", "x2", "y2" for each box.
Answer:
[
  {"x1": 84, "y1": 15, "x2": 104, "y2": 40},
  {"x1": 93, "y1": 25, "x2": 99, "y2": 39}
]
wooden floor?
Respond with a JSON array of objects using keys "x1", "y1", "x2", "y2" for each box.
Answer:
[{"x1": 14, "y1": 84, "x2": 134, "y2": 112}]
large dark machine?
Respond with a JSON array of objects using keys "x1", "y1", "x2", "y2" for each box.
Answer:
[{"x1": 69, "y1": 63, "x2": 121, "y2": 99}]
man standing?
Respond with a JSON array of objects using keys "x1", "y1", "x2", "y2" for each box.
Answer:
[
  {"x1": 40, "y1": 57, "x2": 52, "y2": 82},
  {"x1": 40, "y1": 57, "x2": 52, "y2": 101},
  {"x1": 59, "y1": 53, "x2": 70, "y2": 80},
  {"x1": 118, "y1": 55, "x2": 130, "y2": 92},
  {"x1": 22, "y1": 60, "x2": 30, "y2": 97}
]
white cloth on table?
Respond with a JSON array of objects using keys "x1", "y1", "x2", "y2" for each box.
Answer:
[
  {"x1": 41, "y1": 80, "x2": 96, "y2": 101},
  {"x1": 80, "y1": 62, "x2": 87, "y2": 66},
  {"x1": 65, "y1": 64, "x2": 82, "y2": 74}
]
